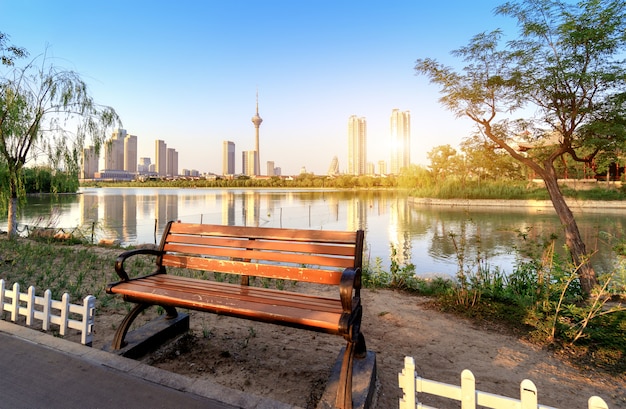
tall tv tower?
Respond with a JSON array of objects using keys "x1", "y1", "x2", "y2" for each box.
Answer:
[{"x1": 251, "y1": 90, "x2": 263, "y2": 176}]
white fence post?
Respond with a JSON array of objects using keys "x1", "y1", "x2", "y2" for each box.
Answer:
[
  {"x1": 59, "y1": 293, "x2": 70, "y2": 336},
  {"x1": 10, "y1": 282, "x2": 19, "y2": 321},
  {"x1": 589, "y1": 396, "x2": 609, "y2": 409},
  {"x1": 399, "y1": 356, "x2": 416, "y2": 409},
  {"x1": 520, "y1": 379, "x2": 538, "y2": 409},
  {"x1": 80, "y1": 295, "x2": 96, "y2": 346},
  {"x1": 26, "y1": 286, "x2": 36, "y2": 326},
  {"x1": 460, "y1": 369, "x2": 476, "y2": 409},
  {"x1": 42, "y1": 289, "x2": 52, "y2": 331}
]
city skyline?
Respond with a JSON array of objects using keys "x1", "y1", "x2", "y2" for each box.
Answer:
[
  {"x1": 3, "y1": 1, "x2": 515, "y2": 175},
  {"x1": 82, "y1": 129, "x2": 182, "y2": 179}
]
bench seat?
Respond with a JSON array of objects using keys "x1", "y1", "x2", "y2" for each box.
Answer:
[{"x1": 110, "y1": 274, "x2": 346, "y2": 333}]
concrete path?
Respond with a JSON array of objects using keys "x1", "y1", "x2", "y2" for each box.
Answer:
[{"x1": 0, "y1": 320, "x2": 297, "y2": 409}]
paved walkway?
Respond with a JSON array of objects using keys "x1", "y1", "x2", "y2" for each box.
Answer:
[{"x1": 0, "y1": 321, "x2": 297, "y2": 409}]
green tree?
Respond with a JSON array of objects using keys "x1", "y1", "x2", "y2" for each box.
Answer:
[
  {"x1": 415, "y1": 0, "x2": 626, "y2": 295},
  {"x1": 427, "y1": 144, "x2": 458, "y2": 182},
  {"x1": 459, "y1": 134, "x2": 523, "y2": 181},
  {"x1": 0, "y1": 33, "x2": 27, "y2": 66},
  {"x1": 1, "y1": 49, "x2": 119, "y2": 238}
]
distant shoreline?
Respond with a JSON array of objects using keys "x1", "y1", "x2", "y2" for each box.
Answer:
[{"x1": 408, "y1": 197, "x2": 626, "y2": 212}]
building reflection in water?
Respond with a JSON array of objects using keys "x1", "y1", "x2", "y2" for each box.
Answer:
[
  {"x1": 345, "y1": 193, "x2": 413, "y2": 267},
  {"x1": 221, "y1": 191, "x2": 236, "y2": 226},
  {"x1": 18, "y1": 188, "x2": 618, "y2": 277},
  {"x1": 78, "y1": 189, "x2": 413, "y2": 269},
  {"x1": 388, "y1": 196, "x2": 412, "y2": 266}
]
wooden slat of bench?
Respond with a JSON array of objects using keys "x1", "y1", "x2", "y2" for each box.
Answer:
[
  {"x1": 168, "y1": 223, "x2": 359, "y2": 244},
  {"x1": 164, "y1": 234, "x2": 358, "y2": 257},
  {"x1": 161, "y1": 255, "x2": 344, "y2": 284},
  {"x1": 162, "y1": 243, "x2": 355, "y2": 269},
  {"x1": 120, "y1": 275, "x2": 342, "y2": 313},
  {"x1": 110, "y1": 275, "x2": 344, "y2": 333}
]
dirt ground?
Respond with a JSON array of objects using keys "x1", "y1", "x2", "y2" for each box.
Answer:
[{"x1": 89, "y1": 286, "x2": 626, "y2": 409}]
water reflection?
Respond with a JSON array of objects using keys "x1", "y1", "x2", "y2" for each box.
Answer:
[{"x1": 1, "y1": 188, "x2": 621, "y2": 278}]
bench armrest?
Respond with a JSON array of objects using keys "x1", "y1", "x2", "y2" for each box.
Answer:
[
  {"x1": 114, "y1": 248, "x2": 162, "y2": 281},
  {"x1": 339, "y1": 267, "x2": 361, "y2": 313}
]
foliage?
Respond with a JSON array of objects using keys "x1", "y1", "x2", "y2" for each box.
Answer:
[
  {"x1": 441, "y1": 225, "x2": 626, "y2": 372},
  {"x1": 410, "y1": 179, "x2": 550, "y2": 199},
  {"x1": 415, "y1": 0, "x2": 626, "y2": 295},
  {"x1": 0, "y1": 164, "x2": 79, "y2": 213},
  {"x1": 362, "y1": 246, "x2": 454, "y2": 294},
  {"x1": 0, "y1": 32, "x2": 27, "y2": 66},
  {"x1": 0, "y1": 46, "x2": 119, "y2": 238}
]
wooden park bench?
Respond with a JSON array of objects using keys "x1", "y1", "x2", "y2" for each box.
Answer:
[{"x1": 106, "y1": 221, "x2": 366, "y2": 408}]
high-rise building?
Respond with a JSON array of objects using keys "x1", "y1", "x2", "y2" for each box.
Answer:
[
  {"x1": 348, "y1": 115, "x2": 367, "y2": 175},
  {"x1": 251, "y1": 91, "x2": 263, "y2": 176},
  {"x1": 138, "y1": 157, "x2": 151, "y2": 174},
  {"x1": 390, "y1": 109, "x2": 411, "y2": 174},
  {"x1": 266, "y1": 161, "x2": 275, "y2": 177},
  {"x1": 223, "y1": 141, "x2": 235, "y2": 175},
  {"x1": 327, "y1": 156, "x2": 339, "y2": 176},
  {"x1": 167, "y1": 148, "x2": 178, "y2": 177},
  {"x1": 155, "y1": 140, "x2": 167, "y2": 176},
  {"x1": 242, "y1": 150, "x2": 256, "y2": 176},
  {"x1": 104, "y1": 128, "x2": 126, "y2": 170},
  {"x1": 378, "y1": 160, "x2": 387, "y2": 175},
  {"x1": 124, "y1": 134, "x2": 137, "y2": 173},
  {"x1": 81, "y1": 146, "x2": 98, "y2": 179}
]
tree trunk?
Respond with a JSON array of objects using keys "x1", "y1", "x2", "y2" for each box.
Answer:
[
  {"x1": 7, "y1": 174, "x2": 19, "y2": 239},
  {"x1": 541, "y1": 170, "x2": 598, "y2": 295}
]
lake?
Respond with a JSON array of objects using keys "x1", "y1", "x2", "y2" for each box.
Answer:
[{"x1": 1, "y1": 187, "x2": 623, "y2": 278}]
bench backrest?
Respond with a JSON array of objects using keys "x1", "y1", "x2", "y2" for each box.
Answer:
[{"x1": 157, "y1": 221, "x2": 364, "y2": 285}]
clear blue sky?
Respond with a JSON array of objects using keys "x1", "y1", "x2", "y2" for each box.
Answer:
[{"x1": 2, "y1": 0, "x2": 514, "y2": 175}]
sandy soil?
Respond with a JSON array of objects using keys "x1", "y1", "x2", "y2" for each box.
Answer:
[{"x1": 90, "y1": 286, "x2": 626, "y2": 409}]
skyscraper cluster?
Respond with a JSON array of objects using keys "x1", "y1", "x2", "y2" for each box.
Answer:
[
  {"x1": 347, "y1": 109, "x2": 411, "y2": 176},
  {"x1": 81, "y1": 128, "x2": 179, "y2": 180}
]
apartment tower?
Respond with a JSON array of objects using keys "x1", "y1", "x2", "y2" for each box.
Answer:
[
  {"x1": 104, "y1": 128, "x2": 126, "y2": 170},
  {"x1": 124, "y1": 134, "x2": 137, "y2": 173},
  {"x1": 348, "y1": 115, "x2": 367, "y2": 175},
  {"x1": 390, "y1": 109, "x2": 411, "y2": 174},
  {"x1": 167, "y1": 148, "x2": 178, "y2": 177},
  {"x1": 155, "y1": 140, "x2": 167, "y2": 176},
  {"x1": 223, "y1": 141, "x2": 235, "y2": 175},
  {"x1": 81, "y1": 146, "x2": 98, "y2": 179}
]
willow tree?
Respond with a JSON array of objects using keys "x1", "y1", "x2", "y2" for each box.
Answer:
[
  {"x1": 1, "y1": 48, "x2": 119, "y2": 238},
  {"x1": 415, "y1": 0, "x2": 626, "y2": 295}
]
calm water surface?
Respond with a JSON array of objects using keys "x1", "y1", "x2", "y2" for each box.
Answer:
[{"x1": 1, "y1": 187, "x2": 622, "y2": 278}]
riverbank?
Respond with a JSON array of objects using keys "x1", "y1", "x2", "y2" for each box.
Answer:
[{"x1": 409, "y1": 197, "x2": 626, "y2": 212}]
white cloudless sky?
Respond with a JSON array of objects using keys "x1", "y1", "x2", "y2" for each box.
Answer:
[{"x1": 2, "y1": 0, "x2": 516, "y2": 175}]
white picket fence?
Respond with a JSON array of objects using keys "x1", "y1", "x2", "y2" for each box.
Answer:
[
  {"x1": 399, "y1": 356, "x2": 609, "y2": 409},
  {"x1": 0, "y1": 280, "x2": 95, "y2": 346}
]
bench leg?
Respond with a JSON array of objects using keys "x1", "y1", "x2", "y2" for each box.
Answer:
[
  {"x1": 354, "y1": 332, "x2": 366, "y2": 359},
  {"x1": 112, "y1": 303, "x2": 179, "y2": 350},
  {"x1": 336, "y1": 341, "x2": 355, "y2": 409},
  {"x1": 335, "y1": 332, "x2": 366, "y2": 409},
  {"x1": 112, "y1": 303, "x2": 150, "y2": 349}
]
